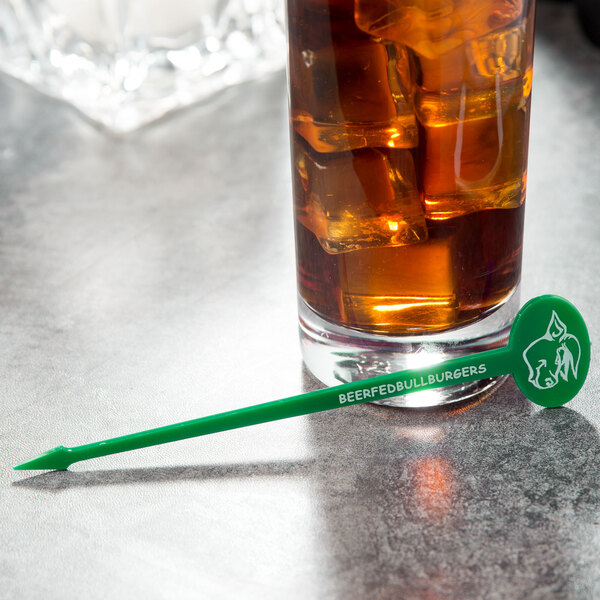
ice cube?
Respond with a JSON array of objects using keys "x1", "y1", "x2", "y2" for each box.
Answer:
[
  {"x1": 467, "y1": 24, "x2": 524, "y2": 79},
  {"x1": 405, "y1": 12, "x2": 533, "y2": 219},
  {"x1": 417, "y1": 94, "x2": 528, "y2": 219},
  {"x1": 338, "y1": 237, "x2": 457, "y2": 331},
  {"x1": 354, "y1": 0, "x2": 523, "y2": 59},
  {"x1": 289, "y1": 33, "x2": 417, "y2": 152},
  {"x1": 293, "y1": 137, "x2": 427, "y2": 253},
  {"x1": 417, "y1": 23, "x2": 529, "y2": 93},
  {"x1": 415, "y1": 77, "x2": 527, "y2": 127}
]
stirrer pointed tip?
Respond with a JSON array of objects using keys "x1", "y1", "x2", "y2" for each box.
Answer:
[{"x1": 14, "y1": 446, "x2": 73, "y2": 471}]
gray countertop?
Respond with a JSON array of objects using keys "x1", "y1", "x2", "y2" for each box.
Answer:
[{"x1": 2, "y1": 2, "x2": 600, "y2": 598}]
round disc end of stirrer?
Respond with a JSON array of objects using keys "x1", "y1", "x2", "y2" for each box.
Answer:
[{"x1": 509, "y1": 295, "x2": 591, "y2": 408}]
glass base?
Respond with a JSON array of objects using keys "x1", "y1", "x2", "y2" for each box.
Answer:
[{"x1": 298, "y1": 287, "x2": 520, "y2": 408}]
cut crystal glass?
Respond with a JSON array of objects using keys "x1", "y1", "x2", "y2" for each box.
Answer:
[{"x1": 0, "y1": 0, "x2": 286, "y2": 132}]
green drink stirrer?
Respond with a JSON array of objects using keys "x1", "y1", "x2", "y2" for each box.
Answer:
[{"x1": 14, "y1": 295, "x2": 591, "y2": 471}]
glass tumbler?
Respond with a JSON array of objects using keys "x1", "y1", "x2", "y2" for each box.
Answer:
[{"x1": 287, "y1": 0, "x2": 536, "y2": 407}]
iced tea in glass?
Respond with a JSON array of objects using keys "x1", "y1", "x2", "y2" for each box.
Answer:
[{"x1": 288, "y1": 0, "x2": 536, "y2": 406}]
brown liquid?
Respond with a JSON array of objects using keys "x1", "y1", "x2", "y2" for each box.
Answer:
[{"x1": 288, "y1": 0, "x2": 535, "y2": 334}]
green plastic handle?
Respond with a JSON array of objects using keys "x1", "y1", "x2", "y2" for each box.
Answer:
[{"x1": 13, "y1": 295, "x2": 590, "y2": 471}]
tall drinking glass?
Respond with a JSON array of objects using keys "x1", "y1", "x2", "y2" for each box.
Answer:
[{"x1": 287, "y1": 0, "x2": 536, "y2": 407}]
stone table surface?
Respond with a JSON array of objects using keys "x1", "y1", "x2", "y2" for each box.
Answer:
[{"x1": 1, "y1": 2, "x2": 599, "y2": 599}]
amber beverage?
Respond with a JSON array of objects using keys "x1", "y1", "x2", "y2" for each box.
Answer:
[{"x1": 287, "y1": 0, "x2": 536, "y2": 406}]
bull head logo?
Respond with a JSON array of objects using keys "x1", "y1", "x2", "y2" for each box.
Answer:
[{"x1": 522, "y1": 311, "x2": 582, "y2": 390}]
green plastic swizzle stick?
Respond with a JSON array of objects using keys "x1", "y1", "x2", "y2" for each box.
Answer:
[{"x1": 14, "y1": 295, "x2": 591, "y2": 471}]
